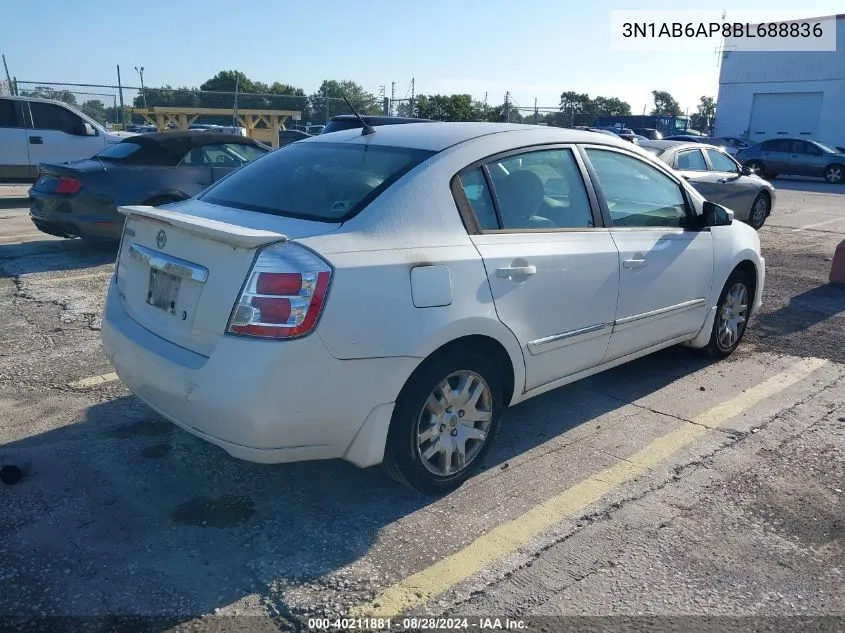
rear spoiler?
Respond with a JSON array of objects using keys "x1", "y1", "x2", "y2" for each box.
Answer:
[{"x1": 119, "y1": 205, "x2": 287, "y2": 249}]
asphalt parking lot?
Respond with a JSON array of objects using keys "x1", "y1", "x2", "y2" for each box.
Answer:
[{"x1": 1, "y1": 181, "x2": 843, "y2": 632}]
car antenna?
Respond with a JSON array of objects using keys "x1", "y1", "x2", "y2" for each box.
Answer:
[{"x1": 343, "y1": 96, "x2": 375, "y2": 136}]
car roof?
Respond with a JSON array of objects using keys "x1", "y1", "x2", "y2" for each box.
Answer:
[
  {"x1": 127, "y1": 130, "x2": 259, "y2": 146},
  {"x1": 303, "y1": 122, "x2": 636, "y2": 152}
]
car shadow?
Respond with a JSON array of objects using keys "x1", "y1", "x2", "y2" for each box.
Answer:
[
  {"x1": 0, "y1": 345, "x2": 716, "y2": 625},
  {"x1": 750, "y1": 284, "x2": 845, "y2": 361},
  {"x1": 0, "y1": 239, "x2": 117, "y2": 276},
  {"x1": 769, "y1": 177, "x2": 844, "y2": 194}
]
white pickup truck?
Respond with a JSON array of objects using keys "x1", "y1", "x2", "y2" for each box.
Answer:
[{"x1": 0, "y1": 94, "x2": 136, "y2": 183}]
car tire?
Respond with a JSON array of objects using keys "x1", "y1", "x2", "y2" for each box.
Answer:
[
  {"x1": 382, "y1": 347, "x2": 503, "y2": 493},
  {"x1": 748, "y1": 192, "x2": 770, "y2": 230},
  {"x1": 824, "y1": 164, "x2": 844, "y2": 184},
  {"x1": 704, "y1": 269, "x2": 753, "y2": 359}
]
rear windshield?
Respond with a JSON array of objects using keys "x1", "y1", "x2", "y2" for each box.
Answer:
[
  {"x1": 199, "y1": 141, "x2": 435, "y2": 222},
  {"x1": 97, "y1": 142, "x2": 143, "y2": 160}
]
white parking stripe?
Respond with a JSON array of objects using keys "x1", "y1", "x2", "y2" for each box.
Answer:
[{"x1": 792, "y1": 219, "x2": 839, "y2": 232}]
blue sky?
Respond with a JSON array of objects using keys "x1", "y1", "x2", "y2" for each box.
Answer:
[{"x1": 3, "y1": 0, "x2": 841, "y2": 114}]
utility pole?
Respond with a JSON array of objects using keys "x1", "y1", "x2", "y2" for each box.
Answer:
[
  {"x1": 534, "y1": 97, "x2": 538, "y2": 125},
  {"x1": 409, "y1": 78, "x2": 415, "y2": 117},
  {"x1": 134, "y1": 66, "x2": 147, "y2": 109},
  {"x1": 324, "y1": 79, "x2": 329, "y2": 123},
  {"x1": 504, "y1": 91, "x2": 511, "y2": 123},
  {"x1": 2, "y1": 55, "x2": 13, "y2": 96},
  {"x1": 116, "y1": 65, "x2": 125, "y2": 127},
  {"x1": 390, "y1": 81, "x2": 395, "y2": 116}
]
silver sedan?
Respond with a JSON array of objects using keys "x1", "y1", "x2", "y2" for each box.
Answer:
[{"x1": 639, "y1": 140, "x2": 776, "y2": 230}]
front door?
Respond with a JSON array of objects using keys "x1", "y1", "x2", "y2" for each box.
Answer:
[
  {"x1": 583, "y1": 147, "x2": 714, "y2": 361},
  {"x1": 0, "y1": 98, "x2": 30, "y2": 181},
  {"x1": 759, "y1": 139, "x2": 790, "y2": 175},
  {"x1": 25, "y1": 100, "x2": 105, "y2": 175},
  {"x1": 456, "y1": 146, "x2": 620, "y2": 392},
  {"x1": 787, "y1": 140, "x2": 824, "y2": 177}
]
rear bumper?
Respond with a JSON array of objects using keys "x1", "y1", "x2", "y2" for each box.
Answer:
[
  {"x1": 29, "y1": 192, "x2": 123, "y2": 240},
  {"x1": 100, "y1": 280, "x2": 418, "y2": 466}
]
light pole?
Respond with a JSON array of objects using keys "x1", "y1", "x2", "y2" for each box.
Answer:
[{"x1": 134, "y1": 66, "x2": 147, "y2": 109}]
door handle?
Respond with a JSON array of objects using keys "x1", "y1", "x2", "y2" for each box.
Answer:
[
  {"x1": 717, "y1": 178, "x2": 728, "y2": 183},
  {"x1": 29, "y1": 136, "x2": 43, "y2": 144},
  {"x1": 681, "y1": 175, "x2": 690, "y2": 180},
  {"x1": 497, "y1": 265, "x2": 536, "y2": 278},
  {"x1": 623, "y1": 257, "x2": 647, "y2": 269}
]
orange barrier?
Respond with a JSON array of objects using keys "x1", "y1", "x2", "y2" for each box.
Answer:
[{"x1": 830, "y1": 239, "x2": 845, "y2": 287}]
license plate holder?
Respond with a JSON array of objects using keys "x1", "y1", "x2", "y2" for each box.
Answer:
[{"x1": 146, "y1": 268, "x2": 181, "y2": 314}]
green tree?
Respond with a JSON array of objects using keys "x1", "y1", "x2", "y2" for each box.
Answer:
[
  {"x1": 309, "y1": 79, "x2": 381, "y2": 123},
  {"x1": 690, "y1": 96, "x2": 716, "y2": 133},
  {"x1": 81, "y1": 99, "x2": 108, "y2": 124},
  {"x1": 650, "y1": 90, "x2": 681, "y2": 116},
  {"x1": 414, "y1": 94, "x2": 478, "y2": 121},
  {"x1": 559, "y1": 91, "x2": 593, "y2": 115},
  {"x1": 20, "y1": 86, "x2": 78, "y2": 106},
  {"x1": 592, "y1": 96, "x2": 631, "y2": 117}
]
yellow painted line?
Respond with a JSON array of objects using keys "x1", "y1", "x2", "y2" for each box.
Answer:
[
  {"x1": 31, "y1": 270, "x2": 114, "y2": 284},
  {"x1": 68, "y1": 372, "x2": 119, "y2": 389},
  {"x1": 351, "y1": 356, "x2": 828, "y2": 618}
]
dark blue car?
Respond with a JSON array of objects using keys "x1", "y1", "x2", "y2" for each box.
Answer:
[{"x1": 28, "y1": 131, "x2": 269, "y2": 241}]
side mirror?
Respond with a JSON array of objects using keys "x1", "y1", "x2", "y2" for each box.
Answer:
[
  {"x1": 83, "y1": 122, "x2": 97, "y2": 137},
  {"x1": 701, "y1": 201, "x2": 733, "y2": 227},
  {"x1": 741, "y1": 165, "x2": 755, "y2": 176}
]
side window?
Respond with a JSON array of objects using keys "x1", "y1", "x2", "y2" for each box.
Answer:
[
  {"x1": 29, "y1": 102, "x2": 86, "y2": 135},
  {"x1": 0, "y1": 98, "x2": 20, "y2": 128},
  {"x1": 180, "y1": 147, "x2": 212, "y2": 166},
  {"x1": 705, "y1": 149, "x2": 740, "y2": 173},
  {"x1": 762, "y1": 139, "x2": 788, "y2": 152},
  {"x1": 486, "y1": 148, "x2": 595, "y2": 230},
  {"x1": 675, "y1": 149, "x2": 707, "y2": 171},
  {"x1": 585, "y1": 149, "x2": 688, "y2": 229},
  {"x1": 458, "y1": 168, "x2": 499, "y2": 230}
]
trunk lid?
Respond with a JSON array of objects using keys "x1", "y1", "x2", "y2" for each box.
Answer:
[{"x1": 115, "y1": 200, "x2": 341, "y2": 356}]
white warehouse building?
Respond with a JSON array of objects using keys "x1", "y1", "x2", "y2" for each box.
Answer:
[{"x1": 714, "y1": 14, "x2": 845, "y2": 147}]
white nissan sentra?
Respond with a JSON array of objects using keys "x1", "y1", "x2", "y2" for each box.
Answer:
[{"x1": 100, "y1": 122, "x2": 765, "y2": 492}]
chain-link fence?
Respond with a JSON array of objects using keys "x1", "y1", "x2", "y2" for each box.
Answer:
[{"x1": 10, "y1": 80, "x2": 611, "y2": 131}]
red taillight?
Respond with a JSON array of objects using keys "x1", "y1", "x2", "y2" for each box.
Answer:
[
  {"x1": 227, "y1": 243, "x2": 332, "y2": 340},
  {"x1": 55, "y1": 176, "x2": 82, "y2": 195}
]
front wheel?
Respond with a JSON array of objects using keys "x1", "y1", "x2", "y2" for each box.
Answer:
[
  {"x1": 704, "y1": 269, "x2": 753, "y2": 359},
  {"x1": 382, "y1": 348, "x2": 503, "y2": 493},
  {"x1": 748, "y1": 192, "x2": 770, "y2": 230},
  {"x1": 824, "y1": 164, "x2": 843, "y2": 184}
]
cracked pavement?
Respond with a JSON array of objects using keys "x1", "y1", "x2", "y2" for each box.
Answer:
[{"x1": 0, "y1": 180, "x2": 844, "y2": 632}]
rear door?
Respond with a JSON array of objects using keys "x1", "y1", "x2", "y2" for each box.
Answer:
[
  {"x1": 583, "y1": 146, "x2": 714, "y2": 361},
  {"x1": 0, "y1": 98, "x2": 29, "y2": 181},
  {"x1": 174, "y1": 146, "x2": 214, "y2": 194},
  {"x1": 456, "y1": 145, "x2": 620, "y2": 392}
]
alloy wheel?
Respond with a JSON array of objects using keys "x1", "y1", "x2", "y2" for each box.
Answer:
[
  {"x1": 717, "y1": 283, "x2": 748, "y2": 350},
  {"x1": 415, "y1": 370, "x2": 493, "y2": 477}
]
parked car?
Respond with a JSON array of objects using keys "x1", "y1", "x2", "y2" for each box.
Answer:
[
  {"x1": 634, "y1": 128, "x2": 662, "y2": 140},
  {"x1": 594, "y1": 126, "x2": 640, "y2": 144},
  {"x1": 710, "y1": 137, "x2": 751, "y2": 156},
  {"x1": 279, "y1": 129, "x2": 312, "y2": 147},
  {"x1": 29, "y1": 131, "x2": 269, "y2": 241},
  {"x1": 734, "y1": 138, "x2": 845, "y2": 184},
  {"x1": 101, "y1": 122, "x2": 765, "y2": 492},
  {"x1": 639, "y1": 140, "x2": 776, "y2": 230},
  {"x1": 321, "y1": 114, "x2": 437, "y2": 134},
  {"x1": 0, "y1": 95, "x2": 137, "y2": 183}
]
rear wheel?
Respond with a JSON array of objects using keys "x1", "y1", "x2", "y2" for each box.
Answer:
[
  {"x1": 748, "y1": 192, "x2": 770, "y2": 230},
  {"x1": 824, "y1": 164, "x2": 843, "y2": 184},
  {"x1": 704, "y1": 269, "x2": 753, "y2": 359},
  {"x1": 383, "y1": 348, "x2": 503, "y2": 493}
]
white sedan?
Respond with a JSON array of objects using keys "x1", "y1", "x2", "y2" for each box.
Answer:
[{"x1": 100, "y1": 123, "x2": 765, "y2": 492}]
